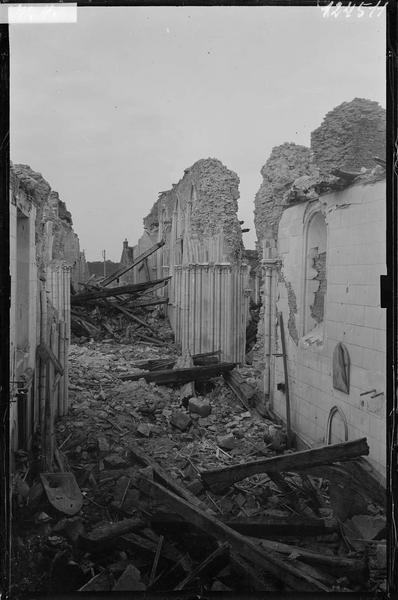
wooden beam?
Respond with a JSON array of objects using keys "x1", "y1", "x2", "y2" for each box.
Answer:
[
  {"x1": 200, "y1": 438, "x2": 369, "y2": 490},
  {"x1": 131, "y1": 351, "x2": 220, "y2": 373},
  {"x1": 255, "y1": 538, "x2": 368, "y2": 582},
  {"x1": 149, "y1": 511, "x2": 337, "y2": 537},
  {"x1": 80, "y1": 517, "x2": 145, "y2": 548},
  {"x1": 174, "y1": 542, "x2": 229, "y2": 590},
  {"x1": 128, "y1": 443, "x2": 211, "y2": 514},
  {"x1": 137, "y1": 476, "x2": 329, "y2": 591},
  {"x1": 71, "y1": 276, "x2": 171, "y2": 305},
  {"x1": 107, "y1": 299, "x2": 158, "y2": 335},
  {"x1": 125, "y1": 297, "x2": 169, "y2": 309},
  {"x1": 120, "y1": 362, "x2": 236, "y2": 384},
  {"x1": 222, "y1": 515, "x2": 337, "y2": 537},
  {"x1": 223, "y1": 370, "x2": 257, "y2": 411},
  {"x1": 37, "y1": 342, "x2": 64, "y2": 375},
  {"x1": 101, "y1": 240, "x2": 165, "y2": 286}
]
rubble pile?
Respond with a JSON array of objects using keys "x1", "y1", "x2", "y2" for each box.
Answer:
[{"x1": 11, "y1": 326, "x2": 386, "y2": 595}]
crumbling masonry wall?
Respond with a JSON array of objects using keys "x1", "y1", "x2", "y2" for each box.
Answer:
[
  {"x1": 253, "y1": 98, "x2": 386, "y2": 476},
  {"x1": 311, "y1": 98, "x2": 386, "y2": 176},
  {"x1": 10, "y1": 164, "x2": 85, "y2": 455},
  {"x1": 254, "y1": 143, "x2": 318, "y2": 242},
  {"x1": 126, "y1": 158, "x2": 250, "y2": 363}
]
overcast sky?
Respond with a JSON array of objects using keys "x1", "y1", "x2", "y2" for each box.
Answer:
[{"x1": 10, "y1": 6, "x2": 385, "y2": 261}]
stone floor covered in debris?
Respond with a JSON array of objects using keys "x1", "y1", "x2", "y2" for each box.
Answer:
[{"x1": 11, "y1": 314, "x2": 386, "y2": 596}]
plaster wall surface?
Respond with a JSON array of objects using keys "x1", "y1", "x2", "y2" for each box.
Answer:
[{"x1": 272, "y1": 180, "x2": 386, "y2": 475}]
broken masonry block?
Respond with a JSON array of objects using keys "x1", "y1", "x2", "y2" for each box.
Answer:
[
  {"x1": 170, "y1": 411, "x2": 192, "y2": 432},
  {"x1": 186, "y1": 479, "x2": 204, "y2": 495},
  {"x1": 217, "y1": 434, "x2": 237, "y2": 451},
  {"x1": 188, "y1": 397, "x2": 212, "y2": 418},
  {"x1": 112, "y1": 564, "x2": 146, "y2": 591},
  {"x1": 136, "y1": 423, "x2": 152, "y2": 438},
  {"x1": 349, "y1": 514, "x2": 386, "y2": 540},
  {"x1": 103, "y1": 454, "x2": 128, "y2": 469},
  {"x1": 97, "y1": 436, "x2": 110, "y2": 453}
]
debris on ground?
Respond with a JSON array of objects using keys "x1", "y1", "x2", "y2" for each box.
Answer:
[{"x1": 11, "y1": 313, "x2": 386, "y2": 595}]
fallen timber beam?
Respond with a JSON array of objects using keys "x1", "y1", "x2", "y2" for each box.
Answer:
[
  {"x1": 108, "y1": 299, "x2": 158, "y2": 335},
  {"x1": 200, "y1": 438, "x2": 369, "y2": 490},
  {"x1": 131, "y1": 351, "x2": 221, "y2": 373},
  {"x1": 71, "y1": 276, "x2": 171, "y2": 305},
  {"x1": 254, "y1": 538, "x2": 368, "y2": 582},
  {"x1": 174, "y1": 542, "x2": 230, "y2": 590},
  {"x1": 128, "y1": 442, "x2": 211, "y2": 514},
  {"x1": 79, "y1": 517, "x2": 145, "y2": 549},
  {"x1": 124, "y1": 296, "x2": 169, "y2": 309},
  {"x1": 120, "y1": 362, "x2": 236, "y2": 384},
  {"x1": 223, "y1": 370, "x2": 257, "y2": 411},
  {"x1": 101, "y1": 239, "x2": 165, "y2": 287},
  {"x1": 150, "y1": 511, "x2": 337, "y2": 537},
  {"x1": 223, "y1": 515, "x2": 337, "y2": 537},
  {"x1": 136, "y1": 476, "x2": 329, "y2": 591},
  {"x1": 135, "y1": 332, "x2": 169, "y2": 347}
]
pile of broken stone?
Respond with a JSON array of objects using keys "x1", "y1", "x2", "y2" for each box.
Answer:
[{"x1": 11, "y1": 324, "x2": 386, "y2": 595}]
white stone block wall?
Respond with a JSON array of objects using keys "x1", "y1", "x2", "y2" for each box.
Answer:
[{"x1": 272, "y1": 181, "x2": 386, "y2": 476}]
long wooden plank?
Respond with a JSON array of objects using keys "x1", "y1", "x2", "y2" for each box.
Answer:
[
  {"x1": 200, "y1": 438, "x2": 369, "y2": 489},
  {"x1": 71, "y1": 276, "x2": 171, "y2": 305},
  {"x1": 128, "y1": 443, "x2": 211, "y2": 514},
  {"x1": 131, "y1": 351, "x2": 220, "y2": 373},
  {"x1": 137, "y1": 476, "x2": 329, "y2": 591},
  {"x1": 223, "y1": 371, "x2": 256, "y2": 411},
  {"x1": 120, "y1": 362, "x2": 236, "y2": 384},
  {"x1": 107, "y1": 299, "x2": 157, "y2": 335},
  {"x1": 37, "y1": 342, "x2": 64, "y2": 375},
  {"x1": 125, "y1": 297, "x2": 169, "y2": 309},
  {"x1": 101, "y1": 239, "x2": 165, "y2": 286},
  {"x1": 150, "y1": 511, "x2": 337, "y2": 537},
  {"x1": 174, "y1": 542, "x2": 229, "y2": 590},
  {"x1": 254, "y1": 538, "x2": 367, "y2": 581}
]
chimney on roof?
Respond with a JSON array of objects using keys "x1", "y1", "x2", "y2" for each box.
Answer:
[{"x1": 123, "y1": 238, "x2": 129, "y2": 249}]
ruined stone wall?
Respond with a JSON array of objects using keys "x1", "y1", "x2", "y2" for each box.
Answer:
[
  {"x1": 311, "y1": 98, "x2": 386, "y2": 176},
  {"x1": 10, "y1": 164, "x2": 82, "y2": 452},
  {"x1": 11, "y1": 164, "x2": 85, "y2": 282},
  {"x1": 253, "y1": 98, "x2": 386, "y2": 476},
  {"x1": 137, "y1": 158, "x2": 249, "y2": 362},
  {"x1": 182, "y1": 158, "x2": 243, "y2": 261},
  {"x1": 254, "y1": 143, "x2": 318, "y2": 243}
]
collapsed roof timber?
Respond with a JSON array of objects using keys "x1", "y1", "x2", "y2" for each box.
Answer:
[{"x1": 10, "y1": 98, "x2": 387, "y2": 594}]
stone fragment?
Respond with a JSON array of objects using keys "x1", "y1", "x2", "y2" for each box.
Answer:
[
  {"x1": 186, "y1": 479, "x2": 204, "y2": 495},
  {"x1": 374, "y1": 541, "x2": 387, "y2": 569},
  {"x1": 97, "y1": 436, "x2": 110, "y2": 453},
  {"x1": 170, "y1": 411, "x2": 191, "y2": 432},
  {"x1": 350, "y1": 514, "x2": 386, "y2": 540},
  {"x1": 53, "y1": 517, "x2": 85, "y2": 542},
  {"x1": 240, "y1": 411, "x2": 252, "y2": 419},
  {"x1": 104, "y1": 454, "x2": 128, "y2": 469},
  {"x1": 112, "y1": 564, "x2": 146, "y2": 591},
  {"x1": 198, "y1": 417, "x2": 210, "y2": 426},
  {"x1": 136, "y1": 423, "x2": 152, "y2": 438},
  {"x1": 188, "y1": 397, "x2": 211, "y2": 418},
  {"x1": 211, "y1": 581, "x2": 232, "y2": 591},
  {"x1": 217, "y1": 434, "x2": 236, "y2": 450}
]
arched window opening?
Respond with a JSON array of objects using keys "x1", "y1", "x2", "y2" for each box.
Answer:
[{"x1": 303, "y1": 211, "x2": 327, "y2": 340}]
